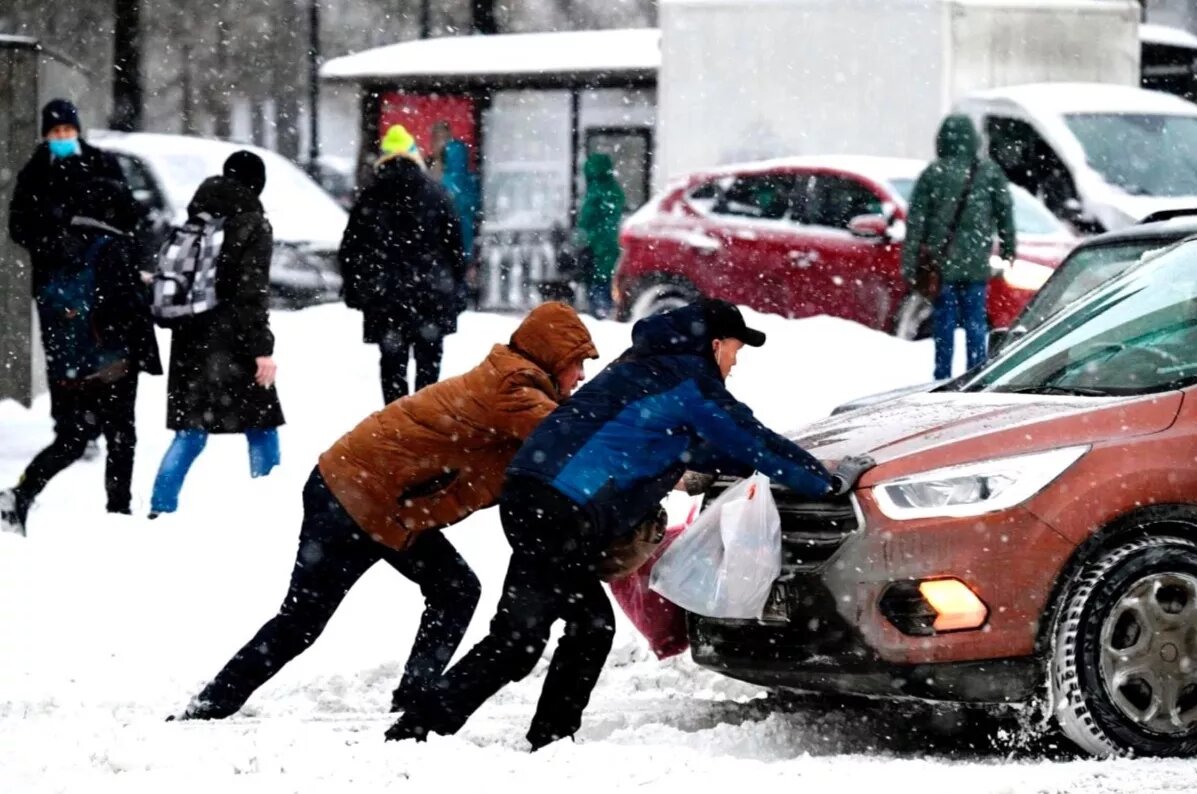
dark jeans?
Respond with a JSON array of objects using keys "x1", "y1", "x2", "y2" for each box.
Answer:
[
  {"x1": 17, "y1": 373, "x2": 138, "y2": 512},
  {"x1": 393, "y1": 476, "x2": 615, "y2": 748},
  {"x1": 187, "y1": 467, "x2": 480, "y2": 718},
  {"x1": 379, "y1": 328, "x2": 444, "y2": 404},
  {"x1": 933, "y1": 282, "x2": 988, "y2": 380}
]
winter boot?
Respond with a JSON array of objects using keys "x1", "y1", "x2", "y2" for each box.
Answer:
[
  {"x1": 0, "y1": 489, "x2": 31, "y2": 537},
  {"x1": 170, "y1": 696, "x2": 241, "y2": 721}
]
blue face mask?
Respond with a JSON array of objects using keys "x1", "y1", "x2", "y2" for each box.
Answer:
[{"x1": 48, "y1": 138, "x2": 81, "y2": 159}]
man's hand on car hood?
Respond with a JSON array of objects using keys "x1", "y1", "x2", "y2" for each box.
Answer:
[{"x1": 831, "y1": 454, "x2": 876, "y2": 496}]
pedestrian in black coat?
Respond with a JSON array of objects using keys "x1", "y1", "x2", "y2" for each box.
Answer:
[
  {"x1": 0, "y1": 177, "x2": 162, "y2": 536},
  {"x1": 148, "y1": 151, "x2": 284, "y2": 517},
  {"x1": 338, "y1": 125, "x2": 467, "y2": 404}
]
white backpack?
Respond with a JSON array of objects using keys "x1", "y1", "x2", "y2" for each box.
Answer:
[{"x1": 151, "y1": 212, "x2": 225, "y2": 325}]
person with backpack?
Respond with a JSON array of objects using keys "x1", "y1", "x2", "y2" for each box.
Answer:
[
  {"x1": 147, "y1": 151, "x2": 284, "y2": 518},
  {"x1": 7, "y1": 99, "x2": 136, "y2": 465},
  {"x1": 339, "y1": 124, "x2": 467, "y2": 404},
  {"x1": 385, "y1": 298, "x2": 841, "y2": 750},
  {"x1": 0, "y1": 177, "x2": 162, "y2": 536},
  {"x1": 902, "y1": 115, "x2": 1017, "y2": 380},
  {"x1": 172, "y1": 302, "x2": 598, "y2": 720}
]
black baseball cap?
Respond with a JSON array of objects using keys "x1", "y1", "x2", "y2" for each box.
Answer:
[{"x1": 701, "y1": 298, "x2": 766, "y2": 347}]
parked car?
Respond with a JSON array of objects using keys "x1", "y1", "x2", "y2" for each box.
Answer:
[
  {"x1": 957, "y1": 83, "x2": 1197, "y2": 233},
  {"x1": 830, "y1": 213, "x2": 1197, "y2": 414},
  {"x1": 691, "y1": 237, "x2": 1197, "y2": 756},
  {"x1": 90, "y1": 131, "x2": 348, "y2": 308},
  {"x1": 614, "y1": 156, "x2": 1075, "y2": 337}
]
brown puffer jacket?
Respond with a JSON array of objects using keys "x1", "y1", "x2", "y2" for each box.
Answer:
[{"x1": 318, "y1": 302, "x2": 597, "y2": 551}]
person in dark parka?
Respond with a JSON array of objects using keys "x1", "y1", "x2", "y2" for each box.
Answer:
[
  {"x1": 148, "y1": 151, "x2": 284, "y2": 517},
  {"x1": 0, "y1": 177, "x2": 162, "y2": 536},
  {"x1": 385, "y1": 299, "x2": 838, "y2": 750},
  {"x1": 902, "y1": 115, "x2": 1017, "y2": 380},
  {"x1": 339, "y1": 124, "x2": 467, "y2": 404}
]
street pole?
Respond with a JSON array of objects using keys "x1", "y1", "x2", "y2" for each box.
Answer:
[
  {"x1": 308, "y1": 0, "x2": 320, "y2": 173},
  {"x1": 420, "y1": 0, "x2": 430, "y2": 39}
]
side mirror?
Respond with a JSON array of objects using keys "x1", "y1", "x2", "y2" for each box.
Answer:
[
  {"x1": 988, "y1": 327, "x2": 1009, "y2": 350},
  {"x1": 848, "y1": 214, "x2": 888, "y2": 240}
]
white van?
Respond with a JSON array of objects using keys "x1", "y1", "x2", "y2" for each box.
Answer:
[{"x1": 956, "y1": 83, "x2": 1197, "y2": 232}]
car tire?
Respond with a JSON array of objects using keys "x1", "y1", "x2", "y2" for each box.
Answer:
[
  {"x1": 626, "y1": 279, "x2": 700, "y2": 323},
  {"x1": 893, "y1": 293, "x2": 933, "y2": 340},
  {"x1": 1051, "y1": 535, "x2": 1197, "y2": 757}
]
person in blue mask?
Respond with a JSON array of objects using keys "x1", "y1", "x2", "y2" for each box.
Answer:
[{"x1": 4, "y1": 99, "x2": 137, "y2": 527}]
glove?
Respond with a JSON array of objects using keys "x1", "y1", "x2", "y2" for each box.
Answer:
[{"x1": 831, "y1": 454, "x2": 876, "y2": 496}]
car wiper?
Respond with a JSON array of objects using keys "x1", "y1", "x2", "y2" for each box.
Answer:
[{"x1": 1004, "y1": 385, "x2": 1114, "y2": 397}]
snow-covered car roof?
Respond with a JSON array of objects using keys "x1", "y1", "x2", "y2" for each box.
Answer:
[
  {"x1": 965, "y1": 82, "x2": 1197, "y2": 118},
  {"x1": 322, "y1": 28, "x2": 660, "y2": 83},
  {"x1": 1140, "y1": 23, "x2": 1197, "y2": 50},
  {"x1": 90, "y1": 131, "x2": 348, "y2": 251},
  {"x1": 682, "y1": 155, "x2": 927, "y2": 185}
]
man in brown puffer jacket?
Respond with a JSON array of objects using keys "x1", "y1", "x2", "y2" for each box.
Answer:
[{"x1": 173, "y1": 302, "x2": 598, "y2": 720}]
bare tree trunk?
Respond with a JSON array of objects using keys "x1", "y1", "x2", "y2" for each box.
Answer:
[
  {"x1": 472, "y1": 0, "x2": 497, "y2": 34},
  {"x1": 251, "y1": 101, "x2": 268, "y2": 147},
  {"x1": 211, "y1": 5, "x2": 233, "y2": 139},
  {"x1": 111, "y1": 0, "x2": 143, "y2": 131},
  {"x1": 274, "y1": 0, "x2": 302, "y2": 160},
  {"x1": 180, "y1": 40, "x2": 197, "y2": 135}
]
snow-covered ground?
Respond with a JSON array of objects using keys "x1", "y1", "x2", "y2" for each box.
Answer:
[{"x1": 1, "y1": 305, "x2": 1189, "y2": 792}]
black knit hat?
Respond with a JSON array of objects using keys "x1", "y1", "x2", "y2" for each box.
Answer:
[
  {"x1": 42, "y1": 99, "x2": 81, "y2": 136},
  {"x1": 223, "y1": 150, "x2": 267, "y2": 196}
]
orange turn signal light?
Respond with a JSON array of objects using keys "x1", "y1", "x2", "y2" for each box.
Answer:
[{"x1": 918, "y1": 579, "x2": 989, "y2": 632}]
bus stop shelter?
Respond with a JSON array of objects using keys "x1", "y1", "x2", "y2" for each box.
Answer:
[
  {"x1": 321, "y1": 29, "x2": 659, "y2": 310},
  {"x1": 1, "y1": 36, "x2": 93, "y2": 406}
]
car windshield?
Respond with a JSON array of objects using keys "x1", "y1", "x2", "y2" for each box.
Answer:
[
  {"x1": 890, "y1": 179, "x2": 1063, "y2": 235},
  {"x1": 962, "y1": 240, "x2": 1197, "y2": 396},
  {"x1": 1009, "y1": 241, "x2": 1167, "y2": 336},
  {"x1": 1065, "y1": 113, "x2": 1197, "y2": 197}
]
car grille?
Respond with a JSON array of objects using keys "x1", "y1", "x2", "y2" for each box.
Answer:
[{"x1": 704, "y1": 478, "x2": 859, "y2": 576}]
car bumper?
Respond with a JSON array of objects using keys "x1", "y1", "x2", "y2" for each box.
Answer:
[{"x1": 687, "y1": 488, "x2": 1075, "y2": 705}]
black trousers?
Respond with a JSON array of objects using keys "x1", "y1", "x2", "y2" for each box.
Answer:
[
  {"x1": 396, "y1": 476, "x2": 615, "y2": 748},
  {"x1": 379, "y1": 328, "x2": 444, "y2": 404},
  {"x1": 189, "y1": 467, "x2": 481, "y2": 717},
  {"x1": 17, "y1": 373, "x2": 138, "y2": 512}
]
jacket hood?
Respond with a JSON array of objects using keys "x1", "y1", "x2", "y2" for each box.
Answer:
[
  {"x1": 629, "y1": 303, "x2": 717, "y2": 361},
  {"x1": 584, "y1": 152, "x2": 615, "y2": 182},
  {"x1": 374, "y1": 155, "x2": 428, "y2": 190},
  {"x1": 188, "y1": 175, "x2": 263, "y2": 219},
  {"x1": 936, "y1": 114, "x2": 980, "y2": 160},
  {"x1": 442, "y1": 140, "x2": 470, "y2": 174},
  {"x1": 509, "y1": 302, "x2": 599, "y2": 376}
]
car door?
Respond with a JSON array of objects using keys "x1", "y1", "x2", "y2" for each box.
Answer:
[
  {"x1": 789, "y1": 171, "x2": 902, "y2": 330},
  {"x1": 113, "y1": 152, "x2": 174, "y2": 255},
  {"x1": 701, "y1": 171, "x2": 802, "y2": 316}
]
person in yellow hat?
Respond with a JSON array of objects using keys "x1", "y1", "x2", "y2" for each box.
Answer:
[{"x1": 338, "y1": 125, "x2": 465, "y2": 403}]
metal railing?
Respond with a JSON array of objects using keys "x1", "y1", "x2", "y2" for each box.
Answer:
[{"x1": 477, "y1": 227, "x2": 577, "y2": 311}]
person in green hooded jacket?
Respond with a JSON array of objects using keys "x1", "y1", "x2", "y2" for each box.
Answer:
[
  {"x1": 902, "y1": 115, "x2": 1017, "y2": 379},
  {"x1": 576, "y1": 153, "x2": 626, "y2": 318}
]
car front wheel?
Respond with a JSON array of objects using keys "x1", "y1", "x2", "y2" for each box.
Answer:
[
  {"x1": 627, "y1": 279, "x2": 699, "y2": 323},
  {"x1": 1051, "y1": 535, "x2": 1197, "y2": 757}
]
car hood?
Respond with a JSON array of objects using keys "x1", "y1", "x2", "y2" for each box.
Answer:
[
  {"x1": 1098, "y1": 193, "x2": 1197, "y2": 228},
  {"x1": 789, "y1": 390, "x2": 1181, "y2": 485}
]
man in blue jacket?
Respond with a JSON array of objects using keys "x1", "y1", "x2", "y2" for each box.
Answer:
[{"x1": 385, "y1": 298, "x2": 837, "y2": 749}]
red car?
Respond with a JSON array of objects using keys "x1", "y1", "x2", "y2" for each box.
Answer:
[{"x1": 614, "y1": 156, "x2": 1076, "y2": 337}]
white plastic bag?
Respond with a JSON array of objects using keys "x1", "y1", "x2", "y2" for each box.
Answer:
[{"x1": 649, "y1": 473, "x2": 782, "y2": 619}]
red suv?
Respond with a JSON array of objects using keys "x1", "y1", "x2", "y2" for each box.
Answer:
[
  {"x1": 692, "y1": 237, "x2": 1197, "y2": 757},
  {"x1": 615, "y1": 156, "x2": 1075, "y2": 337}
]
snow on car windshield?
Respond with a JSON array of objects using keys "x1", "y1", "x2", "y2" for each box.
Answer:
[
  {"x1": 889, "y1": 178, "x2": 1064, "y2": 236},
  {"x1": 1065, "y1": 113, "x2": 1197, "y2": 197}
]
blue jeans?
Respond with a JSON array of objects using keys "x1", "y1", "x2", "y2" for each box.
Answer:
[
  {"x1": 150, "y1": 428, "x2": 280, "y2": 514},
  {"x1": 933, "y1": 282, "x2": 988, "y2": 380}
]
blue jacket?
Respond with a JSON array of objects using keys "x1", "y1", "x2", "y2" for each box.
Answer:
[
  {"x1": 440, "y1": 140, "x2": 479, "y2": 257},
  {"x1": 507, "y1": 304, "x2": 834, "y2": 542}
]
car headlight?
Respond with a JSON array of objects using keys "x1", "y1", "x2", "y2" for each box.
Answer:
[
  {"x1": 993, "y1": 257, "x2": 1054, "y2": 292},
  {"x1": 873, "y1": 446, "x2": 1088, "y2": 520}
]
